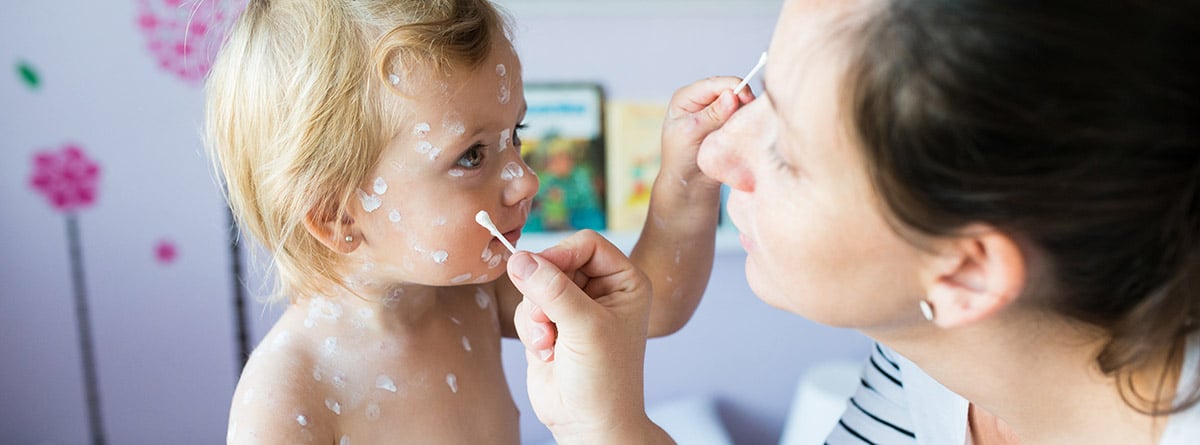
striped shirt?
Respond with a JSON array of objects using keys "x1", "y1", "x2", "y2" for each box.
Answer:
[{"x1": 824, "y1": 338, "x2": 1200, "y2": 445}]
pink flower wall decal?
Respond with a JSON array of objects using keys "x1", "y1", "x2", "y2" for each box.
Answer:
[
  {"x1": 29, "y1": 143, "x2": 101, "y2": 213},
  {"x1": 29, "y1": 142, "x2": 107, "y2": 444},
  {"x1": 136, "y1": 0, "x2": 247, "y2": 84},
  {"x1": 155, "y1": 239, "x2": 179, "y2": 264}
]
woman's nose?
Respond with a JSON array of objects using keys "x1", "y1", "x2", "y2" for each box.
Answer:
[{"x1": 698, "y1": 113, "x2": 757, "y2": 193}]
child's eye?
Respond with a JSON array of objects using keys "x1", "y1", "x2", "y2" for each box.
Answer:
[
  {"x1": 456, "y1": 144, "x2": 486, "y2": 169},
  {"x1": 513, "y1": 123, "x2": 527, "y2": 148}
]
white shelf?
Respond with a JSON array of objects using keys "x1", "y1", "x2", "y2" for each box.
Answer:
[
  {"x1": 493, "y1": 0, "x2": 782, "y2": 16},
  {"x1": 516, "y1": 227, "x2": 745, "y2": 256}
]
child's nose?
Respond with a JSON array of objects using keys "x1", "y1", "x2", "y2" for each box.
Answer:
[
  {"x1": 503, "y1": 156, "x2": 539, "y2": 206},
  {"x1": 699, "y1": 125, "x2": 756, "y2": 193}
]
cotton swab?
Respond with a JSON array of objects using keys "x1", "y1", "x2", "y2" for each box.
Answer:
[
  {"x1": 733, "y1": 52, "x2": 767, "y2": 95},
  {"x1": 475, "y1": 210, "x2": 517, "y2": 254}
]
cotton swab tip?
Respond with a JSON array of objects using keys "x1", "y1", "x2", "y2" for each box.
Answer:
[
  {"x1": 733, "y1": 52, "x2": 767, "y2": 95},
  {"x1": 474, "y1": 210, "x2": 517, "y2": 254}
]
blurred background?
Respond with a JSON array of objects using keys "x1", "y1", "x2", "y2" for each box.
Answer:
[{"x1": 0, "y1": 1, "x2": 871, "y2": 443}]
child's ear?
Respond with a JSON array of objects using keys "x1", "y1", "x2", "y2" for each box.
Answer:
[
  {"x1": 302, "y1": 206, "x2": 359, "y2": 254},
  {"x1": 921, "y1": 225, "x2": 1026, "y2": 328}
]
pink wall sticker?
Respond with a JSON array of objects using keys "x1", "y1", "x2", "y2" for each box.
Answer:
[{"x1": 136, "y1": 0, "x2": 246, "y2": 83}]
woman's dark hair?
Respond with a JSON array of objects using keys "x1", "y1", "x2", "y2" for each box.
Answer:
[{"x1": 847, "y1": 0, "x2": 1199, "y2": 413}]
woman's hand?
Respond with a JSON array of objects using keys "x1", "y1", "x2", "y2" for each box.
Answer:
[{"x1": 506, "y1": 230, "x2": 673, "y2": 444}]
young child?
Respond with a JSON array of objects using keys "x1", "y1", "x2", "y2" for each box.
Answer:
[{"x1": 206, "y1": 0, "x2": 746, "y2": 443}]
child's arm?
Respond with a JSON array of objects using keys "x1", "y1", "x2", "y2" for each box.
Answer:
[{"x1": 634, "y1": 77, "x2": 752, "y2": 338}]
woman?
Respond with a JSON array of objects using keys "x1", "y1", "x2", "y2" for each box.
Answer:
[{"x1": 506, "y1": 0, "x2": 1199, "y2": 443}]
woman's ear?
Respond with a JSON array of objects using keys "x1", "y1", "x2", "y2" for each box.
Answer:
[
  {"x1": 303, "y1": 206, "x2": 360, "y2": 254},
  {"x1": 921, "y1": 225, "x2": 1026, "y2": 328}
]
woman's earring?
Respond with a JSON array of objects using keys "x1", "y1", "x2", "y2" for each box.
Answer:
[
  {"x1": 919, "y1": 300, "x2": 936, "y2": 322},
  {"x1": 345, "y1": 235, "x2": 354, "y2": 243}
]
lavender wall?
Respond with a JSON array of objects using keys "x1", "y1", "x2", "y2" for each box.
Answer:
[{"x1": 0, "y1": 1, "x2": 870, "y2": 443}]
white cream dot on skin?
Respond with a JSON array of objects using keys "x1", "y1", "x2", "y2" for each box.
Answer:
[
  {"x1": 474, "y1": 274, "x2": 489, "y2": 283},
  {"x1": 498, "y1": 84, "x2": 510, "y2": 104},
  {"x1": 501, "y1": 161, "x2": 524, "y2": 181},
  {"x1": 357, "y1": 190, "x2": 381, "y2": 213},
  {"x1": 325, "y1": 398, "x2": 342, "y2": 415},
  {"x1": 389, "y1": 73, "x2": 401, "y2": 85},
  {"x1": 416, "y1": 140, "x2": 433, "y2": 154},
  {"x1": 488, "y1": 255, "x2": 502, "y2": 269},
  {"x1": 433, "y1": 217, "x2": 447, "y2": 226},
  {"x1": 296, "y1": 415, "x2": 308, "y2": 426},
  {"x1": 366, "y1": 403, "x2": 380, "y2": 420},
  {"x1": 443, "y1": 115, "x2": 466, "y2": 136},
  {"x1": 332, "y1": 373, "x2": 347, "y2": 388},
  {"x1": 499, "y1": 128, "x2": 511, "y2": 152},
  {"x1": 475, "y1": 288, "x2": 490, "y2": 309},
  {"x1": 450, "y1": 316, "x2": 462, "y2": 325},
  {"x1": 388, "y1": 209, "x2": 402, "y2": 223},
  {"x1": 480, "y1": 246, "x2": 494, "y2": 262},
  {"x1": 376, "y1": 375, "x2": 397, "y2": 392},
  {"x1": 449, "y1": 168, "x2": 465, "y2": 177},
  {"x1": 427, "y1": 146, "x2": 442, "y2": 161},
  {"x1": 446, "y1": 373, "x2": 458, "y2": 393},
  {"x1": 432, "y1": 250, "x2": 449, "y2": 264},
  {"x1": 340, "y1": 435, "x2": 350, "y2": 445},
  {"x1": 462, "y1": 336, "x2": 472, "y2": 352},
  {"x1": 413, "y1": 122, "x2": 431, "y2": 138},
  {"x1": 312, "y1": 368, "x2": 323, "y2": 382},
  {"x1": 451, "y1": 273, "x2": 472, "y2": 284},
  {"x1": 496, "y1": 64, "x2": 506, "y2": 77},
  {"x1": 323, "y1": 337, "x2": 338, "y2": 356},
  {"x1": 373, "y1": 177, "x2": 388, "y2": 195}
]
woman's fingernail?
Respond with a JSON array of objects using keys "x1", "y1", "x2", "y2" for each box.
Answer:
[
  {"x1": 511, "y1": 252, "x2": 538, "y2": 280},
  {"x1": 537, "y1": 349, "x2": 553, "y2": 362}
]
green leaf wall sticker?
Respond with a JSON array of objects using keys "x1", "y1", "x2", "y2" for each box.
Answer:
[{"x1": 17, "y1": 60, "x2": 40, "y2": 90}]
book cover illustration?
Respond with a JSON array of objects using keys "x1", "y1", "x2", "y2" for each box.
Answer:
[
  {"x1": 604, "y1": 101, "x2": 667, "y2": 232},
  {"x1": 520, "y1": 83, "x2": 606, "y2": 232}
]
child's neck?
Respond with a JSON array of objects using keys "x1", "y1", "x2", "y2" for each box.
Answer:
[{"x1": 307, "y1": 281, "x2": 455, "y2": 333}]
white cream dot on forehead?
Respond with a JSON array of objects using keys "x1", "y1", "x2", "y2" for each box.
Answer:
[
  {"x1": 443, "y1": 112, "x2": 466, "y2": 136},
  {"x1": 498, "y1": 84, "x2": 510, "y2": 104}
]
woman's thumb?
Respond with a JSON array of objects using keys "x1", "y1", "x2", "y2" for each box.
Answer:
[{"x1": 507, "y1": 251, "x2": 595, "y2": 325}]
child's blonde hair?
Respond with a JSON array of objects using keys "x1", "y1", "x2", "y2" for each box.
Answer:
[{"x1": 205, "y1": 0, "x2": 511, "y2": 302}]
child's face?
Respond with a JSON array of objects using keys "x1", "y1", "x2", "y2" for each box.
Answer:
[{"x1": 350, "y1": 41, "x2": 537, "y2": 288}]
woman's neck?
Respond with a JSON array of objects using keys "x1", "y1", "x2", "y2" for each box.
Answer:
[{"x1": 871, "y1": 310, "x2": 1174, "y2": 444}]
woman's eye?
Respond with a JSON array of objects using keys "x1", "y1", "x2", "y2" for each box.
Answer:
[{"x1": 456, "y1": 145, "x2": 486, "y2": 169}]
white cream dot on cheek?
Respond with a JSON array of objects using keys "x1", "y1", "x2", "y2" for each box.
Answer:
[
  {"x1": 357, "y1": 190, "x2": 382, "y2": 213},
  {"x1": 388, "y1": 209, "x2": 401, "y2": 223},
  {"x1": 312, "y1": 367, "x2": 323, "y2": 382},
  {"x1": 413, "y1": 122, "x2": 431, "y2": 138},
  {"x1": 496, "y1": 63, "x2": 506, "y2": 77},
  {"x1": 488, "y1": 254, "x2": 502, "y2": 269},
  {"x1": 415, "y1": 140, "x2": 433, "y2": 154},
  {"x1": 373, "y1": 177, "x2": 388, "y2": 195},
  {"x1": 462, "y1": 336, "x2": 472, "y2": 352},
  {"x1": 446, "y1": 373, "x2": 458, "y2": 393},
  {"x1": 296, "y1": 415, "x2": 308, "y2": 426},
  {"x1": 451, "y1": 273, "x2": 472, "y2": 284},
  {"x1": 325, "y1": 398, "x2": 342, "y2": 415},
  {"x1": 449, "y1": 168, "x2": 465, "y2": 177},
  {"x1": 323, "y1": 337, "x2": 337, "y2": 356},
  {"x1": 480, "y1": 246, "x2": 493, "y2": 262}
]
